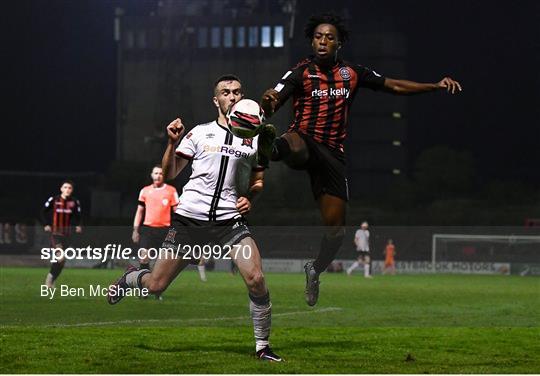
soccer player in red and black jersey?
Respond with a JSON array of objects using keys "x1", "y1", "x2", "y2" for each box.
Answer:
[
  {"x1": 258, "y1": 13, "x2": 462, "y2": 306},
  {"x1": 41, "y1": 180, "x2": 82, "y2": 288}
]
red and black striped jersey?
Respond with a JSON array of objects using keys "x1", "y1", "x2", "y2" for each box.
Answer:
[
  {"x1": 41, "y1": 195, "x2": 81, "y2": 236},
  {"x1": 272, "y1": 57, "x2": 385, "y2": 153}
]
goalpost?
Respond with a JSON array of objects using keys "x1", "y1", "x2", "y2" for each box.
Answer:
[{"x1": 431, "y1": 234, "x2": 540, "y2": 274}]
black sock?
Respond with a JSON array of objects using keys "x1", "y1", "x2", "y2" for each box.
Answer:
[
  {"x1": 313, "y1": 233, "x2": 344, "y2": 274},
  {"x1": 272, "y1": 138, "x2": 291, "y2": 161},
  {"x1": 249, "y1": 290, "x2": 270, "y2": 305},
  {"x1": 49, "y1": 262, "x2": 65, "y2": 281},
  {"x1": 140, "y1": 263, "x2": 150, "y2": 270}
]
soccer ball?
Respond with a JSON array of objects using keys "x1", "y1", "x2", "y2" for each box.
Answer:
[{"x1": 226, "y1": 99, "x2": 265, "y2": 139}]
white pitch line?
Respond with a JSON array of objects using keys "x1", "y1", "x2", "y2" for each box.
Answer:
[{"x1": 41, "y1": 307, "x2": 343, "y2": 328}]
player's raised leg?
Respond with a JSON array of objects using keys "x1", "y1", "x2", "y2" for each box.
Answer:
[
  {"x1": 233, "y1": 236, "x2": 282, "y2": 362},
  {"x1": 258, "y1": 129, "x2": 310, "y2": 169},
  {"x1": 107, "y1": 251, "x2": 191, "y2": 305},
  {"x1": 305, "y1": 194, "x2": 346, "y2": 306}
]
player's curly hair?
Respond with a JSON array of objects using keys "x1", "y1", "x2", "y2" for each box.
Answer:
[{"x1": 304, "y1": 13, "x2": 350, "y2": 43}]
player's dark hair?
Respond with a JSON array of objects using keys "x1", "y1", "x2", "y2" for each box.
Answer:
[
  {"x1": 214, "y1": 74, "x2": 242, "y2": 88},
  {"x1": 152, "y1": 164, "x2": 162, "y2": 170},
  {"x1": 61, "y1": 179, "x2": 74, "y2": 188},
  {"x1": 304, "y1": 13, "x2": 349, "y2": 43}
]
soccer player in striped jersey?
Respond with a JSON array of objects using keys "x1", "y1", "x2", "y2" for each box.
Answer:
[
  {"x1": 259, "y1": 13, "x2": 462, "y2": 306},
  {"x1": 41, "y1": 180, "x2": 82, "y2": 288},
  {"x1": 107, "y1": 75, "x2": 281, "y2": 362}
]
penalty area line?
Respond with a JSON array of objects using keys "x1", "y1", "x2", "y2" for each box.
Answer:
[{"x1": 41, "y1": 307, "x2": 343, "y2": 328}]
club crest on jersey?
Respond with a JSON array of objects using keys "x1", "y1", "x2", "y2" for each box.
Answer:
[
  {"x1": 186, "y1": 132, "x2": 193, "y2": 139},
  {"x1": 162, "y1": 198, "x2": 169, "y2": 206},
  {"x1": 241, "y1": 137, "x2": 254, "y2": 149},
  {"x1": 339, "y1": 67, "x2": 351, "y2": 80},
  {"x1": 164, "y1": 228, "x2": 177, "y2": 244}
]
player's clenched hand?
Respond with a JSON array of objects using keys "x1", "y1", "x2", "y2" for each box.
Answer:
[
  {"x1": 167, "y1": 118, "x2": 185, "y2": 144},
  {"x1": 437, "y1": 77, "x2": 462, "y2": 94},
  {"x1": 236, "y1": 197, "x2": 251, "y2": 215},
  {"x1": 132, "y1": 230, "x2": 140, "y2": 244},
  {"x1": 261, "y1": 89, "x2": 280, "y2": 112},
  {"x1": 44, "y1": 225, "x2": 51, "y2": 232}
]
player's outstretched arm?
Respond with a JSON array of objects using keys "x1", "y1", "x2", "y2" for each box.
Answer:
[
  {"x1": 383, "y1": 76, "x2": 462, "y2": 95},
  {"x1": 162, "y1": 118, "x2": 189, "y2": 180}
]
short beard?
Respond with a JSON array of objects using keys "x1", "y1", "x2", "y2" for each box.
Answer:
[{"x1": 219, "y1": 104, "x2": 230, "y2": 118}]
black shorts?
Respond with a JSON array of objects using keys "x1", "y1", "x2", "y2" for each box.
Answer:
[
  {"x1": 161, "y1": 214, "x2": 251, "y2": 264},
  {"x1": 139, "y1": 226, "x2": 169, "y2": 249},
  {"x1": 297, "y1": 132, "x2": 349, "y2": 201}
]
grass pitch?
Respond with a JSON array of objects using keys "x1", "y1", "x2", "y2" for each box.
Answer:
[{"x1": 0, "y1": 267, "x2": 539, "y2": 373}]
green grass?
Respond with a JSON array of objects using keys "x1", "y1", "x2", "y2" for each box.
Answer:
[{"x1": 1, "y1": 267, "x2": 539, "y2": 373}]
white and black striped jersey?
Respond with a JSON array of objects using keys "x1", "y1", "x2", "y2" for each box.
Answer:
[{"x1": 174, "y1": 120, "x2": 263, "y2": 221}]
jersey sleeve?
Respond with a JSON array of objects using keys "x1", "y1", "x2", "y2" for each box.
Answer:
[
  {"x1": 271, "y1": 64, "x2": 305, "y2": 112},
  {"x1": 41, "y1": 196, "x2": 54, "y2": 225},
  {"x1": 175, "y1": 130, "x2": 196, "y2": 160},
  {"x1": 353, "y1": 65, "x2": 386, "y2": 90},
  {"x1": 170, "y1": 187, "x2": 180, "y2": 206},
  {"x1": 138, "y1": 188, "x2": 146, "y2": 206},
  {"x1": 72, "y1": 199, "x2": 82, "y2": 226}
]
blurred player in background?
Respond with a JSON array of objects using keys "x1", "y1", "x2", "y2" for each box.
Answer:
[
  {"x1": 41, "y1": 180, "x2": 82, "y2": 288},
  {"x1": 383, "y1": 239, "x2": 396, "y2": 275},
  {"x1": 108, "y1": 75, "x2": 281, "y2": 361},
  {"x1": 259, "y1": 13, "x2": 462, "y2": 306},
  {"x1": 347, "y1": 221, "x2": 372, "y2": 278}
]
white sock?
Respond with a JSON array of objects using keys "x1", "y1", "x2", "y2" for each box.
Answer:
[
  {"x1": 250, "y1": 292, "x2": 271, "y2": 352},
  {"x1": 347, "y1": 261, "x2": 359, "y2": 274},
  {"x1": 45, "y1": 273, "x2": 54, "y2": 284},
  {"x1": 125, "y1": 269, "x2": 149, "y2": 288},
  {"x1": 198, "y1": 265, "x2": 206, "y2": 281},
  {"x1": 364, "y1": 264, "x2": 370, "y2": 277}
]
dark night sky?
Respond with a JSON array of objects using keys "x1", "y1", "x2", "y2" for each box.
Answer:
[{"x1": 3, "y1": 0, "x2": 539, "y2": 184}]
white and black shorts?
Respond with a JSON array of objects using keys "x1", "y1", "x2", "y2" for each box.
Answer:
[
  {"x1": 161, "y1": 213, "x2": 251, "y2": 264},
  {"x1": 357, "y1": 250, "x2": 370, "y2": 258}
]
